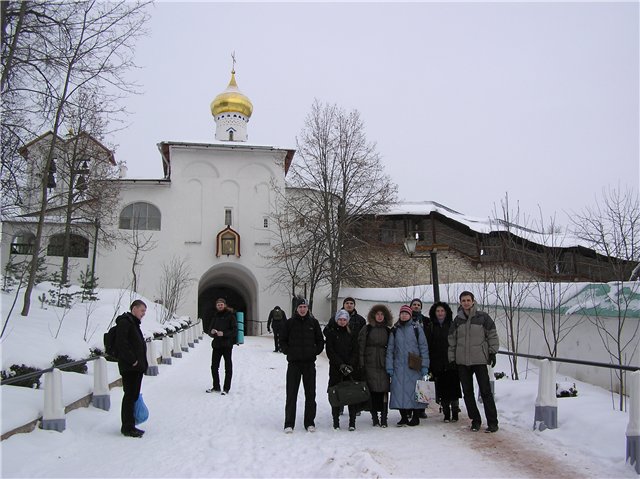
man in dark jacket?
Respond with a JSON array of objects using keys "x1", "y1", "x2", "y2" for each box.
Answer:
[
  {"x1": 448, "y1": 291, "x2": 500, "y2": 433},
  {"x1": 267, "y1": 305, "x2": 287, "y2": 352},
  {"x1": 342, "y1": 297, "x2": 366, "y2": 337},
  {"x1": 279, "y1": 298, "x2": 324, "y2": 433},
  {"x1": 410, "y1": 298, "x2": 427, "y2": 326},
  {"x1": 115, "y1": 299, "x2": 149, "y2": 438},
  {"x1": 205, "y1": 298, "x2": 238, "y2": 395}
]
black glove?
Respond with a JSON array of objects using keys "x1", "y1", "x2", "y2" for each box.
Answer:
[
  {"x1": 339, "y1": 364, "x2": 353, "y2": 376},
  {"x1": 448, "y1": 361, "x2": 457, "y2": 370},
  {"x1": 267, "y1": 329, "x2": 271, "y2": 333},
  {"x1": 488, "y1": 353, "x2": 496, "y2": 368}
]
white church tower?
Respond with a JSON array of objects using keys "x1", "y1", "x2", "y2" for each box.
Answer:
[{"x1": 210, "y1": 61, "x2": 253, "y2": 142}]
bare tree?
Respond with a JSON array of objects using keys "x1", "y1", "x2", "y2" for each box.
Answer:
[
  {"x1": 488, "y1": 193, "x2": 533, "y2": 380},
  {"x1": 51, "y1": 95, "x2": 121, "y2": 284},
  {"x1": 9, "y1": 1, "x2": 150, "y2": 316},
  {"x1": 157, "y1": 256, "x2": 194, "y2": 323},
  {"x1": 288, "y1": 100, "x2": 398, "y2": 312},
  {"x1": 265, "y1": 186, "x2": 328, "y2": 312},
  {"x1": 572, "y1": 186, "x2": 640, "y2": 410},
  {"x1": 124, "y1": 225, "x2": 156, "y2": 294},
  {"x1": 530, "y1": 210, "x2": 583, "y2": 357}
]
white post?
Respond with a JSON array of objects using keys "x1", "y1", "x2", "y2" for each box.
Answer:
[
  {"x1": 626, "y1": 370, "x2": 640, "y2": 474},
  {"x1": 193, "y1": 322, "x2": 200, "y2": 343},
  {"x1": 172, "y1": 333, "x2": 182, "y2": 358},
  {"x1": 92, "y1": 357, "x2": 110, "y2": 411},
  {"x1": 197, "y1": 321, "x2": 203, "y2": 339},
  {"x1": 161, "y1": 336, "x2": 172, "y2": 364},
  {"x1": 41, "y1": 369, "x2": 65, "y2": 432},
  {"x1": 188, "y1": 326, "x2": 195, "y2": 348},
  {"x1": 181, "y1": 329, "x2": 189, "y2": 352},
  {"x1": 534, "y1": 359, "x2": 558, "y2": 431},
  {"x1": 146, "y1": 340, "x2": 159, "y2": 376}
]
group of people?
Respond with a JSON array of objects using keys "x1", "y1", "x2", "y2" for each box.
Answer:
[
  {"x1": 113, "y1": 291, "x2": 499, "y2": 438},
  {"x1": 279, "y1": 292, "x2": 500, "y2": 434}
]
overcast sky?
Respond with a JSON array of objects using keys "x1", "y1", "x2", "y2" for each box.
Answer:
[{"x1": 113, "y1": 1, "x2": 639, "y2": 226}]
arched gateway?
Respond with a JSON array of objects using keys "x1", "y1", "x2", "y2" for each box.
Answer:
[{"x1": 198, "y1": 263, "x2": 260, "y2": 336}]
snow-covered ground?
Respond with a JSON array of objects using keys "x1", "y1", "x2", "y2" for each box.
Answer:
[{"x1": 1, "y1": 287, "x2": 638, "y2": 477}]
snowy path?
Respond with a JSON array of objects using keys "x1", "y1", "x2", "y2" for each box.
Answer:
[{"x1": 1, "y1": 336, "x2": 628, "y2": 478}]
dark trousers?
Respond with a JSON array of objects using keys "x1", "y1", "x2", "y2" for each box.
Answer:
[
  {"x1": 211, "y1": 347, "x2": 233, "y2": 392},
  {"x1": 121, "y1": 371, "x2": 143, "y2": 432},
  {"x1": 458, "y1": 364, "x2": 498, "y2": 427},
  {"x1": 284, "y1": 361, "x2": 316, "y2": 429},
  {"x1": 273, "y1": 330, "x2": 281, "y2": 351}
]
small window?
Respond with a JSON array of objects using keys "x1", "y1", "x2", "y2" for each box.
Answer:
[
  {"x1": 119, "y1": 202, "x2": 161, "y2": 230},
  {"x1": 11, "y1": 232, "x2": 35, "y2": 255},
  {"x1": 224, "y1": 208, "x2": 232, "y2": 226},
  {"x1": 263, "y1": 217, "x2": 269, "y2": 228},
  {"x1": 47, "y1": 233, "x2": 89, "y2": 258}
]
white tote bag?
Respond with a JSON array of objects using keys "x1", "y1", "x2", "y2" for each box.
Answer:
[{"x1": 415, "y1": 378, "x2": 435, "y2": 404}]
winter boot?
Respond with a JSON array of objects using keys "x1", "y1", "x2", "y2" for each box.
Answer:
[
  {"x1": 381, "y1": 409, "x2": 388, "y2": 428},
  {"x1": 349, "y1": 414, "x2": 356, "y2": 431},
  {"x1": 371, "y1": 411, "x2": 380, "y2": 427},
  {"x1": 333, "y1": 416, "x2": 340, "y2": 430},
  {"x1": 442, "y1": 401, "x2": 451, "y2": 422},
  {"x1": 396, "y1": 409, "x2": 410, "y2": 427},
  {"x1": 408, "y1": 409, "x2": 420, "y2": 426}
]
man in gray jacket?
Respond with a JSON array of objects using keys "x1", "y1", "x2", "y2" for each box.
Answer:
[{"x1": 448, "y1": 291, "x2": 499, "y2": 433}]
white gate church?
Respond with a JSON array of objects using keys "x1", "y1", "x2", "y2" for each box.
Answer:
[{"x1": 1, "y1": 67, "x2": 320, "y2": 332}]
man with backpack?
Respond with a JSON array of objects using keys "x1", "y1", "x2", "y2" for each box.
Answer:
[
  {"x1": 114, "y1": 300, "x2": 148, "y2": 438},
  {"x1": 267, "y1": 305, "x2": 287, "y2": 352}
]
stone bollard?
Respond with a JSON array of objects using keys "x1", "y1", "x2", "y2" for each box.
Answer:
[
  {"x1": 41, "y1": 369, "x2": 65, "y2": 432},
  {"x1": 534, "y1": 359, "x2": 558, "y2": 431},
  {"x1": 161, "y1": 336, "x2": 172, "y2": 364},
  {"x1": 92, "y1": 357, "x2": 110, "y2": 411},
  {"x1": 627, "y1": 370, "x2": 640, "y2": 474},
  {"x1": 180, "y1": 329, "x2": 189, "y2": 352},
  {"x1": 145, "y1": 340, "x2": 159, "y2": 376},
  {"x1": 188, "y1": 326, "x2": 195, "y2": 348},
  {"x1": 193, "y1": 322, "x2": 200, "y2": 343},
  {"x1": 172, "y1": 333, "x2": 182, "y2": 358},
  {"x1": 197, "y1": 321, "x2": 204, "y2": 340}
]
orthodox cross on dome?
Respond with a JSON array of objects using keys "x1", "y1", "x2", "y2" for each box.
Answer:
[{"x1": 231, "y1": 51, "x2": 236, "y2": 74}]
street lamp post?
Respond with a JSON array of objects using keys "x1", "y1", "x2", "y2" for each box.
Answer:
[{"x1": 403, "y1": 236, "x2": 440, "y2": 303}]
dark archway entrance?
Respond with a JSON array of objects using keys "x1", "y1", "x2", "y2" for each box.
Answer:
[
  {"x1": 197, "y1": 263, "x2": 260, "y2": 336},
  {"x1": 198, "y1": 286, "x2": 247, "y2": 325}
]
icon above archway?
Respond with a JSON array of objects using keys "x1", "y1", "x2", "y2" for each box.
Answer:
[{"x1": 216, "y1": 226, "x2": 241, "y2": 257}]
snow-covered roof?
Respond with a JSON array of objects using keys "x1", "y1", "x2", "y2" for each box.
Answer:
[{"x1": 380, "y1": 201, "x2": 589, "y2": 249}]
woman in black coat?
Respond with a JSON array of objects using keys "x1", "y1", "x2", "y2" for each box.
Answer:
[
  {"x1": 325, "y1": 309, "x2": 359, "y2": 431},
  {"x1": 425, "y1": 301, "x2": 462, "y2": 422},
  {"x1": 358, "y1": 304, "x2": 393, "y2": 428}
]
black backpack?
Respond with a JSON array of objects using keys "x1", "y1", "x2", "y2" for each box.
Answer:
[
  {"x1": 273, "y1": 309, "x2": 284, "y2": 321},
  {"x1": 103, "y1": 325, "x2": 119, "y2": 360}
]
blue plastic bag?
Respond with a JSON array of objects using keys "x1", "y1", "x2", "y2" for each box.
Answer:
[{"x1": 134, "y1": 394, "x2": 149, "y2": 425}]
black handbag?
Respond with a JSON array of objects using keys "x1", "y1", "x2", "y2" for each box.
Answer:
[{"x1": 327, "y1": 380, "x2": 370, "y2": 407}]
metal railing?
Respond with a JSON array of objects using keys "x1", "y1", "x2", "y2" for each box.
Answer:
[
  {"x1": 497, "y1": 350, "x2": 639, "y2": 372},
  {"x1": 1, "y1": 356, "x2": 103, "y2": 387}
]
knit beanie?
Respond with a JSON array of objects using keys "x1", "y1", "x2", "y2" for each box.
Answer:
[
  {"x1": 400, "y1": 305, "x2": 412, "y2": 316},
  {"x1": 343, "y1": 297, "x2": 356, "y2": 305},
  {"x1": 410, "y1": 298, "x2": 422, "y2": 307},
  {"x1": 335, "y1": 309, "x2": 350, "y2": 321}
]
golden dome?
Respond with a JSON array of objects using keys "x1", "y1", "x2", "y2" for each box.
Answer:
[{"x1": 210, "y1": 70, "x2": 253, "y2": 118}]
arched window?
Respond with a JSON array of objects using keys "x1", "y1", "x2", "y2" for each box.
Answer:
[
  {"x1": 11, "y1": 232, "x2": 35, "y2": 255},
  {"x1": 47, "y1": 233, "x2": 89, "y2": 258},
  {"x1": 119, "y1": 202, "x2": 161, "y2": 230}
]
